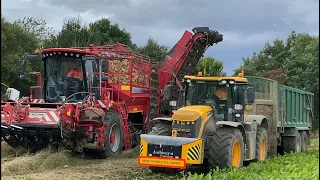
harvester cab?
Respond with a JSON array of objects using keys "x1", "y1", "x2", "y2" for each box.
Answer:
[
  {"x1": 1, "y1": 49, "x2": 109, "y2": 149},
  {"x1": 138, "y1": 73, "x2": 269, "y2": 171},
  {"x1": 19, "y1": 51, "x2": 104, "y2": 103}
]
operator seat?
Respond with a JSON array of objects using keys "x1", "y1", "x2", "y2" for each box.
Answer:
[{"x1": 63, "y1": 79, "x2": 80, "y2": 98}]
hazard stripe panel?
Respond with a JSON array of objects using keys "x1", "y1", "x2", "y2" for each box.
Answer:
[
  {"x1": 140, "y1": 143, "x2": 144, "y2": 155},
  {"x1": 187, "y1": 144, "x2": 201, "y2": 160}
]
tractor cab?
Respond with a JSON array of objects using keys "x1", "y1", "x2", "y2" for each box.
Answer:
[{"x1": 167, "y1": 74, "x2": 255, "y2": 123}]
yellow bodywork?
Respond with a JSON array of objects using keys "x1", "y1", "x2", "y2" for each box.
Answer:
[
  {"x1": 171, "y1": 105, "x2": 212, "y2": 122},
  {"x1": 138, "y1": 105, "x2": 212, "y2": 169},
  {"x1": 171, "y1": 105, "x2": 213, "y2": 138},
  {"x1": 184, "y1": 75, "x2": 248, "y2": 82},
  {"x1": 181, "y1": 138, "x2": 203, "y2": 164},
  {"x1": 139, "y1": 138, "x2": 204, "y2": 167}
]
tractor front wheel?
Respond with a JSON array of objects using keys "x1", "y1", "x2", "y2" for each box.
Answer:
[
  {"x1": 207, "y1": 127, "x2": 244, "y2": 169},
  {"x1": 99, "y1": 110, "x2": 123, "y2": 159}
]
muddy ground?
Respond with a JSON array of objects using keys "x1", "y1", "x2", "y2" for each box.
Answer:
[{"x1": 1, "y1": 138, "x2": 319, "y2": 180}]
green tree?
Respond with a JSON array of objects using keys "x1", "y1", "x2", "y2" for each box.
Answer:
[
  {"x1": 1, "y1": 16, "x2": 39, "y2": 96},
  {"x1": 44, "y1": 16, "x2": 134, "y2": 48},
  {"x1": 89, "y1": 18, "x2": 133, "y2": 46},
  {"x1": 14, "y1": 17, "x2": 54, "y2": 48},
  {"x1": 197, "y1": 56, "x2": 227, "y2": 76},
  {"x1": 14, "y1": 17, "x2": 54, "y2": 77},
  {"x1": 234, "y1": 31, "x2": 319, "y2": 130},
  {"x1": 45, "y1": 16, "x2": 90, "y2": 48},
  {"x1": 136, "y1": 37, "x2": 169, "y2": 62},
  {"x1": 284, "y1": 35, "x2": 319, "y2": 129}
]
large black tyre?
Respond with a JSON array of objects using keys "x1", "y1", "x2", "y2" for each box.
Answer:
[
  {"x1": 207, "y1": 127, "x2": 244, "y2": 169},
  {"x1": 148, "y1": 122, "x2": 172, "y2": 136},
  {"x1": 300, "y1": 131, "x2": 308, "y2": 152},
  {"x1": 98, "y1": 110, "x2": 124, "y2": 159},
  {"x1": 255, "y1": 127, "x2": 268, "y2": 161},
  {"x1": 147, "y1": 121, "x2": 173, "y2": 173},
  {"x1": 282, "y1": 133, "x2": 301, "y2": 153}
]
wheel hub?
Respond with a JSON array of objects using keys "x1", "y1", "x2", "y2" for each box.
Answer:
[
  {"x1": 109, "y1": 123, "x2": 121, "y2": 152},
  {"x1": 260, "y1": 138, "x2": 266, "y2": 161},
  {"x1": 232, "y1": 140, "x2": 241, "y2": 167},
  {"x1": 110, "y1": 132, "x2": 115, "y2": 143}
]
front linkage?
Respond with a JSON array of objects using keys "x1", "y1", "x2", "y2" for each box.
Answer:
[{"x1": 59, "y1": 93, "x2": 123, "y2": 158}]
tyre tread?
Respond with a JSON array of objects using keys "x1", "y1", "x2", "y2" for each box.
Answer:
[
  {"x1": 255, "y1": 127, "x2": 268, "y2": 161},
  {"x1": 207, "y1": 127, "x2": 244, "y2": 169}
]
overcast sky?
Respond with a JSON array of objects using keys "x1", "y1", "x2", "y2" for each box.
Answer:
[{"x1": 2, "y1": 0, "x2": 319, "y2": 75}]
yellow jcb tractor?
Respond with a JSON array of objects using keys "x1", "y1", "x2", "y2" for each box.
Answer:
[{"x1": 138, "y1": 73, "x2": 269, "y2": 172}]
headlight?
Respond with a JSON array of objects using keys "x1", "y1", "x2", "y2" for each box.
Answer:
[
  {"x1": 172, "y1": 120, "x2": 196, "y2": 125},
  {"x1": 172, "y1": 117, "x2": 202, "y2": 138}
]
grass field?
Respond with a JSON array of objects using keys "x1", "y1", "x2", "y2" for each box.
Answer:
[{"x1": 1, "y1": 139, "x2": 319, "y2": 180}]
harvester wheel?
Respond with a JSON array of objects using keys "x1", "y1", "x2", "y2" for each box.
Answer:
[
  {"x1": 282, "y1": 132, "x2": 301, "y2": 153},
  {"x1": 99, "y1": 110, "x2": 123, "y2": 158},
  {"x1": 147, "y1": 121, "x2": 174, "y2": 173},
  {"x1": 299, "y1": 131, "x2": 308, "y2": 152},
  {"x1": 207, "y1": 127, "x2": 244, "y2": 169},
  {"x1": 255, "y1": 127, "x2": 268, "y2": 161}
]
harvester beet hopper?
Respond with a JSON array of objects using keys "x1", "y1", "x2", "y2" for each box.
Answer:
[{"x1": 1, "y1": 27, "x2": 223, "y2": 157}]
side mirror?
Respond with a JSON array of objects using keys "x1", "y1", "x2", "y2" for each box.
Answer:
[
  {"x1": 246, "y1": 87, "x2": 255, "y2": 104},
  {"x1": 177, "y1": 90, "x2": 185, "y2": 108},
  {"x1": 163, "y1": 85, "x2": 172, "y2": 101},
  {"x1": 19, "y1": 54, "x2": 42, "y2": 80}
]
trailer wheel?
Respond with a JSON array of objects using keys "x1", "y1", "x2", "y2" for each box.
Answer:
[
  {"x1": 99, "y1": 110, "x2": 123, "y2": 158},
  {"x1": 148, "y1": 121, "x2": 173, "y2": 173},
  {"x1": 282, "y1": 133, "x2": 301, "y2": 153},
  {"x1": 300, "y1": 131, "x2": 308, "y2": 152},
  {"x1": 255, "y1": 127, "x2": 268, "y2": 161},
  {"x1": 207, "y1": 127, "x2": 244, "y2": 169}
]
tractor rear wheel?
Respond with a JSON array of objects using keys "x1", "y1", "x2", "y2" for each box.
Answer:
[
  {"x1": 207, "y1": 127, "x2": 244, "y2": 169},
  {"x1": 147, "y1": 121, "x2": 173, "y2": 173},
  {"x1": 255, "y1": 127, "x2": 268, "y2": 161},
  {"x1": 282, "y1": 132, "x2": 301, "y2": 153},
  {"x1": 99, "y1": 110, "x2": 123, "y2": 159}
]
